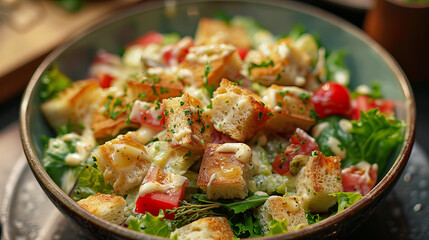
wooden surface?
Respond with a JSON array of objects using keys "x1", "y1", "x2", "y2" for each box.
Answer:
[{"x1": 0, "y1": 0, "x2": 141, "y2": 103}]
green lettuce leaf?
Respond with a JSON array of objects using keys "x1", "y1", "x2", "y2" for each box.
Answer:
[
  {"x1": 330, "y1": 192, "x2": 362, "y2": 213},
  {"x1": 39, "y1": 64, "x2": 72, "y2": 102},
  {"x1": 315, "y1": 109, "x2": 404, "y2": 176},
  {"x1": 349, "y1": 109, "x2": 405, "y2": 175},
  {"x1": 223, "y1": 195, "x2": 269, "y2": 214},
  {"x1": 70, "y1": 164, "x2": 114, "y2": 201},
  {"x1": 128, "y1": 210, "x2": 171, "y2": 237},
  {"x1": 267, "y1": 219, "x2": 288, "y2": 235},
  {"x1": 305, "y1": 211, "x2": 325, "y2": 225},
  {"x1": 229, "y1": 211, "x2": 264, "y2": 238},
  {"x1": 42, "y1": 136, "x2": 82, "y2": 188}
]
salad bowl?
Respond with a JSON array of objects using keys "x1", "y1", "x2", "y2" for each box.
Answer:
[{"x1": 20, "y1": 0, "x2": 415, "y2": 239}]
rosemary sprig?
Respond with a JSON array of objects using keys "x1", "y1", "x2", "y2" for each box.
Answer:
[{"x1": 166, "y1": 201, "x2": 223, "y2": 228}]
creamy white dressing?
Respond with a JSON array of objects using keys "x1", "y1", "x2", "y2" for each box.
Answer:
[
  {"x1": 138, "y1": 173, "x2": 187, "y2": 197},
  {"x1": 274, "y1": 106, "x2": 283, "y2": 112},
  {"x1": 327, "y1": 136, "x2": 346, "y2": 160},
  {"x1": 186, "y1": 44, "x2": 235, "y2": 63},
  {"x1": 339, "y1": 119, "x2": 352, "y2": 133},
  {"x1": 208, "y1": 173, "x2": 216, "y2": 187},
  {"x1": 62, "y1": 133, "x2": 94, "y2": 167},
  {"x1": 216, "y1": 143, "x2": 252, "y2": 163},
  {"x1": 278, "y1": 44, "x2": 290, "y2": 59},
  {"x1": 355, "y1": 84, "x2": 372, "y2": 95},
  {"x1": 311, "y1": 122, "x2": 329, "y2": 139},
  {"x1": 173, "y1": 128, "x2": 192, "y2": 141}
]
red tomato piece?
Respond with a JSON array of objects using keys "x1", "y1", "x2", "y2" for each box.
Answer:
[
  {"x1": 162, "y1": 37, "x2": 194, "y2": 66},
  {"x1": 312, "y1": 82, "x2": 352, "y2": 119},
  {"x1": 129, "y1": 101, "x2": 165, "y2": 130},
  {"x1": 342, "y1": 163, "x2": 378, "y2": 195},
  {"x1": 272, "y1": 128, "x2": 319, "y2": 175},
  {"x1": 98, "y1": 74, "x2": 114, "y2": 89},
  {"x1": 126, "y1": 31, "x2": 163, "y2": 48},
  {"x1": 135, "y1": 166, "x2": 188, "y2": 219},
  {"x1": 351, "y1": 95, "x2": 395, "y2": 120},
  {"x1": 237, "y1": 47, "x2": 249, "y2": 60},
  {"x1": 211, "y1": 129, "x2": 238, "y2": 144}
]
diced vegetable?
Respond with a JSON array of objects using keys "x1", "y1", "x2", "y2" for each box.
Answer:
[
  {"x1": 312, "y1": 82, "x2": 352, "y2": 119},
  {"x1": 272, "y1": 129, "x2": 319, "y2": 175}
]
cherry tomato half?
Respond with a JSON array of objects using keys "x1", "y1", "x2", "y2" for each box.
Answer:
[
  {"x1": 272, "y1": 128, "x2": 319, "y2": 175},
  {"x1": 312, "y1": 82, "x2": 352, "y2": 119},
  {"x1": 351, "y1": 95, "x2": 395, "y2": 120}
]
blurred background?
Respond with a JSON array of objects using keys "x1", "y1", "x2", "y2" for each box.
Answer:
[{"x1": 0, "y1": 0, "x2": 428, "y2": 239}]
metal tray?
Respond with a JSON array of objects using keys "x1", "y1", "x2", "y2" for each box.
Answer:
[{"x1": 2, "y1": 144, "x2": 428, "y2": 240}]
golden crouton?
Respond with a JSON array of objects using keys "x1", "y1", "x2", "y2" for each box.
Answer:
[
  {"x1": 246, "y1": 38, "x2": 311, "y2": 87},
  {"x1": 257, "y1": 196, "x2": 308, "y2": 234},
  {"x1": 77, "y1": 193, "x2": 126, "y2": 225},
  {"x1": 296, "y1": 152, "x2": 343, "y2": 213},
  {"x1": 178, "y1": 44, "x2": 242, "y2": 88},
  {"x1": 41, "y1": 80, "x2": 104, "y2": 131},
  {"x1": 163, "y1": 94, "x2": 212, "y2": 156},
  {"x1": 195, "y1": 18, "x2": 253, "y2": 49},
  {"x1": 263, "y1": 85, "x2": 316, "y2": 135},
  {"x1": 91, "y1": 95, "x2": 138, "y2": 142},
  {"x1": 126, "y1": 71, "x2": 183, "y2": 102},
  {"x1": 211, "y1": 79, "x2": 272, "y2": 142},
  {"x1": 197, "y1": 143, "x2": 252, "y2": 200},
  {"x1": 92, "y1": 132, "x2": 152, "y2": 195},
  {"x1": 171, "y1": 217, "x2": 234, "y2": 240}
]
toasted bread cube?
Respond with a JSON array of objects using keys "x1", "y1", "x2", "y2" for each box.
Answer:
[
  {"x1": 178, "y1": 44, "x2": 242, "y2": 88},
  {"x1": 163, "y1": 94, "x2": 211, "y2": 155},
  {"x1": 246, "y1": 38, "x2": 311, "y2": 87},
  {"x1": 41, "y1": 81, "x2": 104, "y2": 131},
  {"x1": 197, "y1": 143, "x2": 252, "y2": 200},
  {"x1": 263, "y1": 85, "x2": 316, "y2": 135},
  {"x1": 258, "y1": 196, "x2": 308, "y2": 234},
  {"x1": 77, "y1": 193, "x2": 126, "y2": 225},
  {"x1": 171, "y1": 217, "x2": 234, "y2": 240},
  {"x1": 92, "y1": 132, "x2": 151, "y2": 195},
  {"x1": 211, "y1": 79, "x2": 272, "y2": 142},
  {"x1": 91, "y1": 97, "x2": 139, "y2": 142},
  {"x1": 195, "y1": 18, "x2": 252, "y2": 49},
  {"x1": 127, "y1": 71, "x2": 184, "y2": 102},
  {"x1": 296, "y1": 152, "x2": 343, "y2": 213}
]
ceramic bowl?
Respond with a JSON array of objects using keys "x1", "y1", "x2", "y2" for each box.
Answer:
[{"x1": 20, "y1": 0, "x2": 416, "y2": 239}]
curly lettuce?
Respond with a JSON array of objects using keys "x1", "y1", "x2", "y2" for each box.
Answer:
[{"x1": 315, "y1": 109, "x2": 404, "y2": 176}]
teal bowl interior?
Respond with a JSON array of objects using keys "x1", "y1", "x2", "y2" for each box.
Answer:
[{"x1": 20, "y1": 0, "x2": 415, "y2": 239}]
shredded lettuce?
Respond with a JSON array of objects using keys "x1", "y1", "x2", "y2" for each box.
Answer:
[
  {"x1": 315, "y1": 109, "x2": 404, "y2": 176},
  {"x1": 229, "y1": 211, "x2": 264, "y2": 238},
  {"x1": 349, "y1": 109, "x2": 404, "y2": 175},
  {"x1": 39, "y1": 65, "x2": 72, "y2": 102},
  {"x1": 267, "y1": 219, "x2": 288, "y2": 235},
  {"x1": 41, "y1": 136, "x2": 82, "y2": 189},
  {"x1": 128, "y1": 210, "x2": 171, "y2": 237},
  {"x1": 70, "y1": 164, "x2": 114, "y2": 201},
  {"x1": 330, "y1": 192, "x2": 362, "y2": 213}
]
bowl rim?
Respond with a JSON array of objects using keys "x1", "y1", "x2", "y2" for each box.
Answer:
[{"x1": 20, "y1": 0, "x2": 416, "y2": 239}]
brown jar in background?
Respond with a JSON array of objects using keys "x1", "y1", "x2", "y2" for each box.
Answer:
[{"x1": 364, "y1": 0, "x2": 429, "y2": 82}]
